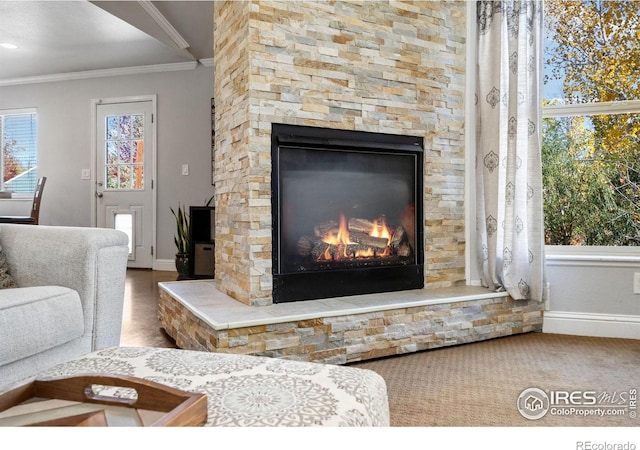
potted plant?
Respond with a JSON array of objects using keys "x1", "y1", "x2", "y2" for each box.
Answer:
[
  {"x1": 170, "y1": 203, "x2": 191, "y2": 279},
  {"x1": 171, "y1": 196, "x2": 214, "y2": 280}
]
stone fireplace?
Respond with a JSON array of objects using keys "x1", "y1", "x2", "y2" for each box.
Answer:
[
  {"x1": 213, "y1": 0, "x2": 467, "y2": 307},
  {"x1": 158, "y1": 1, "x2": 543, "y2": 362}
]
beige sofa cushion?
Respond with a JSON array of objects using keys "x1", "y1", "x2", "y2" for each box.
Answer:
[{"x1": 0, "y1": 286, "x2": 84, "y2": 365}]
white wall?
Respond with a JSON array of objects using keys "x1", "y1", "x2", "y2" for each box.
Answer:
[
  {"x1": 0, "y1": 64, "x2": 214, "y2": 265},
  {"x1": 543, "y1": 256, "x2": 640, "y2": 339}
]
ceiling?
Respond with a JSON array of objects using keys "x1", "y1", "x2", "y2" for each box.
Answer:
[{"x1": 0, "y1": 1, "x2": 214, "y2": 84}]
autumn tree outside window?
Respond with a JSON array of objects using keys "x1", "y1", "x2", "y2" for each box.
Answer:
[{"x1": 543, "y1": 0, "x2": 640, "y2": 247}]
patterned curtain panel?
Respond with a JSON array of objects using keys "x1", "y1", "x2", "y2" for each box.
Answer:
[{"x1": 475, "y1": 1, "x2": 545, "y2": 301}]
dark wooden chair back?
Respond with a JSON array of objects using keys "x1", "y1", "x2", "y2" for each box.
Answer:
[{"x1": 30, "y1": 176, "x2": 46, "y2": 224}]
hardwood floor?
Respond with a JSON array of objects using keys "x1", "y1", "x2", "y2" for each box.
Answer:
[{"x1": 119, "y1": 268, "x2": 178, "y2": 349}]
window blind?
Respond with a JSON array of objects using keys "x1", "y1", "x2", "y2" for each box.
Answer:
[{"x1": 0, "y1": 109, "x2": 38, "y2": 193}]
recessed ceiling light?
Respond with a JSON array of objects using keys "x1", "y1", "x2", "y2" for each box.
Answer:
[{"x1": 0, "y1": 43, "x2": 19, "y2": 50}]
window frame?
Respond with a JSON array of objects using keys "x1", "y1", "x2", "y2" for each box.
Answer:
[{"x1": 0, "y1": 107, "x2": 38, "y2": 199}]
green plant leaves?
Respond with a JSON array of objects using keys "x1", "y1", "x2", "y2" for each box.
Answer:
[{"x1": 170, "y1": 203, "x2": 190, "y2": 254}]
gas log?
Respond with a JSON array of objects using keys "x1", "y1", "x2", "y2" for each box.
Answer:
[
  {"x1": 399, "y1": 203, "x2": 415, "y2": 251},
  {"x1": 349, "y1": 231, "x2": 388, "y2": 250},
  {"x1": 297, "y1": 235, "x2": 322, "y2": 257},
  {"x1": 314, "y1": 221, "x2": 339, "y2": 238},
  {"x1": 389, "y1": 226, "x2": 405, "y2": 250},
  {"x1": 348, "y1": 217, "x2": 384, "y2": 234}
]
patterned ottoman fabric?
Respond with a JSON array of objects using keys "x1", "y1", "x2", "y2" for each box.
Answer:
[{"x1": 37, "y1": 347, "x2": 390, "y2": 427}]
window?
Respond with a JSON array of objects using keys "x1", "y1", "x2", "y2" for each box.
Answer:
[
  {"x1": 542, "y1": 0, "x2": 640, "y2": 247},
  {"x1": 0, "y1": 109, "x2": 38, "y2": 195},
  {"x1": 105, "y1": 113, "x2": 144, "y2": 190}
]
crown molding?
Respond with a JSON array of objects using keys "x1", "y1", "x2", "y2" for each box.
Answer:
[
  {"x1": 0, "y1": 61, "x2": 199, "y2": 87},
  {"x1": 199, "y1": 58, "x2": 214, "y2": 67},
  {"x1": 138, "y1": 0, "x2": 190, "y2": 50}
]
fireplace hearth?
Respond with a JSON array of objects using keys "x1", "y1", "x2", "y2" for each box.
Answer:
[{"x1": 272, "y1": 124, "x2": 424, "y2": 303}]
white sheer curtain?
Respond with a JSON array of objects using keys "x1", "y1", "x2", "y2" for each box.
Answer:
[{"x1": 475, "y1": 1, "x2": 545, "y2": 301}]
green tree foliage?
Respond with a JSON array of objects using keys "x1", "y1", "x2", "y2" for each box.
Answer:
[
  {"x1": 543, "y1": 0, "x2": 640, "y2": 245},
  {"x1": 542, "y1": 115, "x2": 620, "y2": 245}
]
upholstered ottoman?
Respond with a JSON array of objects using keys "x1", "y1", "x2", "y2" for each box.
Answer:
[{"x1": 35, "y1": 347, "x2": 390, "y2": 426}]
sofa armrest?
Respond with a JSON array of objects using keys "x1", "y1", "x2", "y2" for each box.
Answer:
[{"x1": 0, "y1": 224, "x2": 130, "y2": 350}]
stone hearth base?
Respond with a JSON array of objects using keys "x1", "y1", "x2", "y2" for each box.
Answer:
[{"x1": 158, "y1": 281, "x2": 544, "y2": 364}]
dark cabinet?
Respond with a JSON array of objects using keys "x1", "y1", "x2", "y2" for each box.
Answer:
[{"x1": 189, "y1": 206, "x2": 215, "y2": 279}]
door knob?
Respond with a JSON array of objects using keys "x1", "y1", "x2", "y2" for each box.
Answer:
[{"x1": 96, "y1": 192, "x2": 103, "y2": 198}]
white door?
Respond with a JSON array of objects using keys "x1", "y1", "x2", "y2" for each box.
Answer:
[{"x1": 96, "y1": 101, "x2": 154, "y2": 268}]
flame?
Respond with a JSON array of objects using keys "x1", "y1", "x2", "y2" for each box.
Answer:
[
  {"x1": 370, "y1": 216, "x2": 392, "y2": 242},
  {"x1": 323, "y1": 213, "x2": 353, "y2": 247},
  {"x1": 322, "y1": 213, "x2": 354, "y2": 259},
  {"x1": 318, "y1": 213, "x2": 393, "y2": 261},
  {"x1": 368, "y1": 216, "x2": 392, "y2": 257}
]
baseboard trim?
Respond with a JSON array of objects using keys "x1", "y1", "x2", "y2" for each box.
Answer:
[
  {"x1": 153, "y1": 259, "x2": 177, "y2": 272},
  {"x1": 543, "y1": 311, "x2": 640, "y2": 339}
]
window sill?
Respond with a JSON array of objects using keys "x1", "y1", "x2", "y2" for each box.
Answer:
[
  {"x1": 0, "y1": 196, "x2": 31, "y2": 201},
  {"x1": 546, "y1": 246, "x2": 640, "y2": 266}
]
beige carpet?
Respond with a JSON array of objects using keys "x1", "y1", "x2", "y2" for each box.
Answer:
[{"x1": 350, "y1": 332, "x2": 640, "y2": 427}]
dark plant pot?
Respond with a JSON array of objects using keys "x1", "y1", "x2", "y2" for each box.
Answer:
[{"x1": 175, "y1": 253, "x2": 190, "y2": 279}]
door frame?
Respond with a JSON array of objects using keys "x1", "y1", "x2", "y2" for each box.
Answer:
[{"x1": 90, "y1": 95, "x2": 158, "y2": 268}]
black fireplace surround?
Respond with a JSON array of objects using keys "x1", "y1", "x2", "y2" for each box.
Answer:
[{"x1": 271, "y1": 123, "x2": 424, "y2": 303}]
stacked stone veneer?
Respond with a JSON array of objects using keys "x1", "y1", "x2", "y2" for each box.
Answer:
[
  {"x1": 213, "y1": 1, "x2": 467, "y2": 306},
  {"x1": 159, "y1": 288, "x2": 544, "y2": 364}
]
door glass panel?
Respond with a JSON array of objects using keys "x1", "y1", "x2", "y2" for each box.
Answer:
[
  {"x1": 105, "y1": 114, "x2": 144, "y2": 190},
  {"x1": 119, "y1": 165, "x2": 131, "y2": 189},
  {"x1": 119, "y1": 141, "x2": 131, "y2": 163},
  {"x1": 115, "y1": 213, "x2": 133, "y2": 255},
  {"x1": 133, "y1": 140, "x2": 143, "y2": 189},
  {"x1": 119, "y1": 115, "x2": 131, "y2": 137},
  {"x1": 106, "y1": 166, "x2": 117, "y2": 189},
  {"x1": 131, "y1": 140, "x2": 142, "y2": 162},
  {"x1": 107, "y1": 142, "x2": 118, "y2": 164},
  {"x1": 133, "y1": 165, "x2": 143, "y2": 189},
  {"x1": 132, "y1": 115, "x2": 143, "y2": 138},
  {"x1": 106, "y1": 116, "x2": 119, "y2": 139}
]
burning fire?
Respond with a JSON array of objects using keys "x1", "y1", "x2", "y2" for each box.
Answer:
[
  {"x1": 322, "y1": 214, "x2": 351, "y2": 247},
  {"x1": 320, "y1": 213, "x2": 392, "y2": 260},
  {"x1": 370, "y1": 217, "x2": 391, "y2": 240},
  {"x1": 296, "y1": 203, "x2": 414, "y2": 264}
]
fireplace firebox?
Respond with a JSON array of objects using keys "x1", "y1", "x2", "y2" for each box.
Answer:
[{"x1": 272, "y1": 124, "x2": 424, "y2": 303}]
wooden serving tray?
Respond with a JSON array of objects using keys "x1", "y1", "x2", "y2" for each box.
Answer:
[{"x1": 0, "y1": 374, "x2": 207, "y2": 427}]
